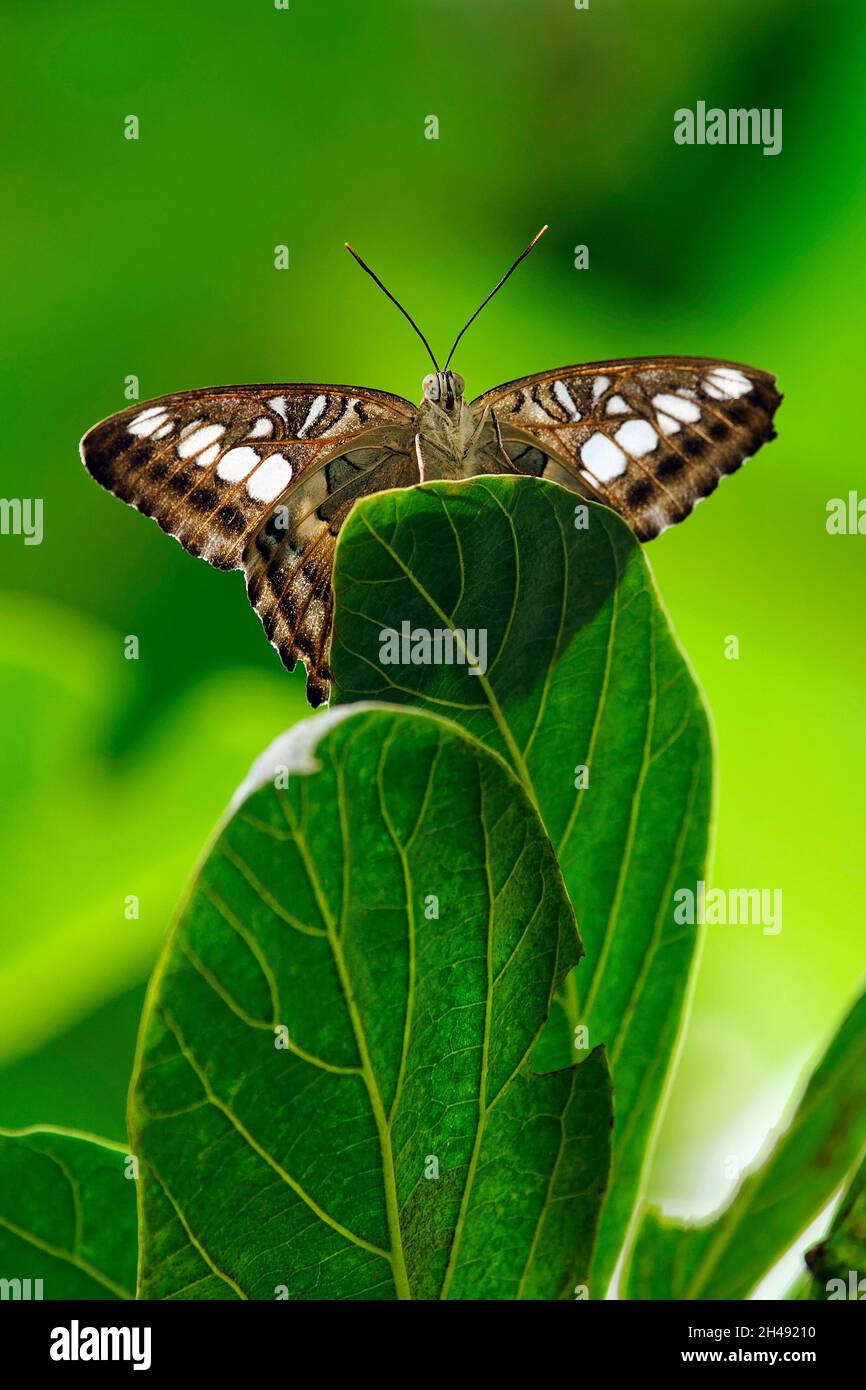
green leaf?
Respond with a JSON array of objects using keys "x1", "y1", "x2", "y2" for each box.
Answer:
[
  {"x1": 624, "y1": 987, "x2": 866, "y2": 1299},
  {"x1": 803, "y1": 1152, "x2": 866, "y2": 1301},
  {"x1": 0, "y1": 1126, "x2": 137, "y2": 1299},
  {"x1": 131, "y1": 705, "x2": 613, "y2": 1300},
  {"x1": 329, "y1": 477, "x2": 712, "y2": 1290}
]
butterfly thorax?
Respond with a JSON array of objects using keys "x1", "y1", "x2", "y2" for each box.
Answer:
[{"x1": 417, "y1": 369, "x2": 488, "y2": 478}]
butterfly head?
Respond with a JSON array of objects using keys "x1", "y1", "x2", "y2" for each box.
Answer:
[{"x1": 421, "y1": 370, "x2": 465, "y2": 412}]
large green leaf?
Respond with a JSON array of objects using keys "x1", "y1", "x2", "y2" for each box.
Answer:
[
  {"x1": 624, "y1": 986, "x2": 866, "y2": 1299},
  {"x1": 131, "y1": 705, "x2": 612, "y2": 1300},
  {"x1": 330, "y1": 477, "x2": 712, "y2": 1290},
  {"x1": 0, "y1": 1127, "x2": 137, "y2": 1299}
]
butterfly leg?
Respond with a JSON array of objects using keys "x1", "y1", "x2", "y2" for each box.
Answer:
[
  {"x1": 465, "y1": 405, "x2": 491, "y2": 451},
  {"x1": 414, "y1": 433, "x2": 426, "y2": 483},
  {"x1": 490, "y1": 408, "x2": 521, "y2": 473},
  {"x1": 466, "y1": 404, "x2": 517, "y2": 470}
]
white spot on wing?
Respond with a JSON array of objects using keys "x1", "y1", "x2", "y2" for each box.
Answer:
[
  {"x1": 247, "y1": 453, "x2": 293, "y2": 502},
  {"x1": 177, "y1": 423, "x2": 225, "y2": 459},
  {"x1": 266, "y1": 396, "x2": 288, "y2": 423},
  {"x1": 249, "y1": 417, "x2": 273, "y2": 439},
  {"x1": 297, "y1": 394, "x2": 328, "y2": 437},
  {"x1": 580, "y1": 432, "x2": 627, "y2": 482},
  {"x1": 615, "y1": 419, "x2": 658, "y2": 457},
  {"x1": 520, "y1": 398, "x2": 554, "y2": 424},
  {"x1": 705, "y1": 367, "x2": 752, "y2": 399},
  {"x1": 129, "y1": 408, "x2": 170, "y2": 438},
  {"x1": 605, "y1": 395, "x2": 629, "y2": 415},
  {"x1": 592, "y1": 376, "x2": 611, "y2": 399},
  {"x1": 652, "y1": 393, "x2": 701, "y2": 423},
  {"x1": 657, "y1": 412, "x2": 681, "y2": 436},
  {"x1": 217, "y1": 446, "x2": 260, "y2": 482},
  {"x1": 552, "y1": 380, "x2": 581, "y2": 420},
  {"x1": 196, "y1": 442, "x2": 221, "y2": 467}
]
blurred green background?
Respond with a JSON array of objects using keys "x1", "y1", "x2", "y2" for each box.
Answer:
[{"x1": 2, "y1": 0, "x2": 864, "y2": 1262}]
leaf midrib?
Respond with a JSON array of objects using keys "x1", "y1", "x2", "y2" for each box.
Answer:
[
  {"x1": 278, "y1": 785, "x2": 413, "y2": 1299},
  {"x1": 438, "y1": 754, "x2": 496, "y2": 1299},
  {"x1": 357, "y1": 510, "x2": 536, "y2": 793}
]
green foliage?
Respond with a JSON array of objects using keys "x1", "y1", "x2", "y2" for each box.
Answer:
[
  {"x1": 130, "y1": 705, "x2": 612, "y2": 1299},
  {"x1": 330, "y1": 478, "x2": 712, "y2": 1290},
  {"x1": 7, "y1": 481, "x2": 866, "y2": 1302},
  {"x1": 0, "y1": 1127, "x2": 136, "y2": 1299},
  {"x1": 803, "y1": 1152, "x2": 866, "y2": 1300},
  {"x1": 624, "y1": 986, "x2": 866, "y2": 1299},
  {"x1": 4, "y1": 0, "x2": 866, "y2": 1300}
]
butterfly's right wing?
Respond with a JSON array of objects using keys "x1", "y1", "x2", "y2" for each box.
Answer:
[
  {"x1": 472, "y1": 357, "x2": 781, "y2": 540},
  {"x1": 81, "y1": 384, "x2": 418, "y2": 703}
]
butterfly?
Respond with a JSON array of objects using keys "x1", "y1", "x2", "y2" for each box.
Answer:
[{"x1": 81, "y1": 227, "x2": 781, "y2": 707}]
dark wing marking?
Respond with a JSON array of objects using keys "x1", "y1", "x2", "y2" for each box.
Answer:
[{"x1": 472, "y1": 357, "x2": 782, "y2": 539}]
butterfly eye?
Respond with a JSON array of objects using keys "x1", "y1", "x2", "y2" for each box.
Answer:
[
  {"x1": 422, "y1": 373, "x2": 441, "y2": 401},
  {"x1": 448, "y1": 371, "x2": 465, "y2": 398}
]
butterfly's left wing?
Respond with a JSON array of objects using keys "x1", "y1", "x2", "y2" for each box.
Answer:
[
  {"x1": 471, "y1": 357, "x2": 781, "y2": 539},
  {"x1": 81, "y1": 384, "x2": 417, "y2": 704}
]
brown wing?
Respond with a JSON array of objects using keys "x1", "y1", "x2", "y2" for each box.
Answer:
[
  {"x1": 243, "y1": 440, "x2": 418, "y2": 706},
  {"x1": 81, "y1": 384, "x2": 417, "y2": 703},
  {"x1": 472, "y1": 357, "x2": 782, "y2": 539}
]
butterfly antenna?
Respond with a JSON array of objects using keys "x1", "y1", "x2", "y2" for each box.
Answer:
[
  {"x1": 443, "y1": 224, "x2": 549, "y2": 371},
  {"x1": 344, "y1": 242, "x2": 440, "y2": 372}
]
